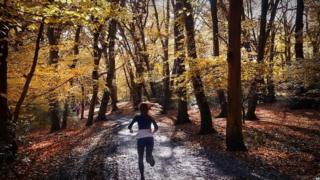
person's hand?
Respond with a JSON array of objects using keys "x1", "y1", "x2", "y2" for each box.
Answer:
[{"x1": 129, "y1": 129, "x2": 133, "y2": 133}]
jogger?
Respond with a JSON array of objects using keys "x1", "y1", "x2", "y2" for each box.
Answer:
[{"x1": 128, "y1": 103, "x2": 158, "y2": 180}]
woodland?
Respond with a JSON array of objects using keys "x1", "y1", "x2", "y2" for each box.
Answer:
[{"x1": 0, "y1": 0, "x2": 319, "y2": 179}]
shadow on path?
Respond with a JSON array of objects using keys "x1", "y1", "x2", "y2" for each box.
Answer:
[{"x1": 49, "y1": 115, "x2": 289, "y2": 180}]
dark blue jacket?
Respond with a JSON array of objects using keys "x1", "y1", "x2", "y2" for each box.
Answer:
[{"x1": 128, "y1": 115, "x2": 159, "y2": 130}]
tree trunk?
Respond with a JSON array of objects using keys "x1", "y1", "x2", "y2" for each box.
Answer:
[
  {"x1": 184, "y1": 0, "x2": 215, "y2": 134},
  {"x1": 209, "y1": 0, "x2": 228, "y2": 118},
  {"x1": 246, "y1": 0, "x2": 279, "y2": 120},
  {"x1": 256, "y1": 0, "x2": 268, "y2": 64},
  {"x1": 97, "y1": 18, "x2": 118, "y2": 120},
  {"x1": 312, "y1": 33, "x2": 319, "y2": 57},
  {"x1": 295, "y1": 0, "x2": 304, "y2": 59},
  {"x1": 86, "y1": 29, "x2": 103, "y2": 126},
  {"x1": 13, "y1": 22, "x2": 44, "y2": 123},
  {"x1": 63, "y1": 26, "x2": 81, "y2": 127},
  {"x1": 108, "y1": 2, "x2": 119, "y2": 112},
  {"x1": 210, "y1": 0, "x2": 219, "y2": 56},
  {"x1": 226, "y1": 0, "x2": 247, "y2": 151},
  {"x1": 0, "y1": 23, "x2": 17, "y2": 162},
  {"x1": 283, "y1": 10, "x2": 292, "y2": 64},
  {"x1": 80, "y1": 85, "x2": 85, "y2": 119},
  {"x1": 61, "y1": 102, "x2": 69, "y2": 129},
  {"x1": 97, "y1": 90, "x2": 110, "y2": 121},
  {"x1": 216, "y1": 89, "x2": 228, "y2": 117},
  {"x1": 47, "y1": 25, "x2": 62, "y2": 132},
  {"x1": 265, "y1": 29, "x2": 276, "y2": 103},
  {"x1": 151, "y1": 0, "x2": 171, "y2": 113},
  {"x1": 173, "y1": 0, "x2": 190, "y2": 124}
]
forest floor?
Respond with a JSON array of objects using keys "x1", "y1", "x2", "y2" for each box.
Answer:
[{"x1": 1, "y1": 102, "x2": 319, "y2": 179}]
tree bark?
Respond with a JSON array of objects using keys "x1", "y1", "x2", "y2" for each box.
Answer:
[
  {"x1": 0, "y1": 23, "x2": 17, "y2": 162},
  {"x1": 151, "y1": 0, "x2": 171, "y2": 113},
  {"x1": 265, "y1": 29, "x2": 276, "y2": 103},
  {"x1": 284, "y1": 12, "x2": 292, "y2": 64},
  {"x1": 210, "y1": 0, "x2": 219, "y2": 56},
  {"x1": 13, "y1": 21, "x2": 44, "y2": 123},
  {"x1": 62, "y1": 26, "x2": 81, "y2": 128},
  {"x1": 226, "y1": 0, "x2": 247, "y2": 151},
  {"x1": 216, "y1": 89, "x2": 228, "y2": 117},
  {"x1": 86, "y1": 29, "x2": 103, "y2": 126},
  {"x1": 183, "y1": 0, "x2": 215, "y2": 134},
  {"x1": 61, "y1": 102, "x2": 69, "y2": 129},
  {"x1": 173, "y1": 0, "x2": 190, "y2": 124},
  {"x1": 97, "y1": 18, "x2": 119, "y2": 121},
  {"x1": 209, "y1": 0, "x2": 228, "y2": 118},
  {"x1": 246, "y1": 0, "x2": 279, "y2": 120},
  {"x1": 47, "y1": 25, "x2": 62, "y2": 132},
  {"x1": 80, "y1": 85, "x2": 85, "y2": 119},
  {"x1": 295, "y1": 0, "x2": 304, "y2": 59}
]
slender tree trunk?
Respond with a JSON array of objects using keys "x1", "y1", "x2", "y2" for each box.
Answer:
[
  {"x1": 312, "y1": 33, "x2": 319, "y2": 56},
  {"x1": 86, "y1": 30, "x2": 103, "y2": 126},
  {"x1": 108, "y1": 3, "x2": 119, "y2": 112},
  {"x1": 209, "y1": 0, "x2": 228, "y2": 118},
  {"x1": 173, "y1": 0, "x2": 190, "y2": 124},
  {"x1": 246, "y1": 0, "x2": 268, "y2": 120},
  {"x1": 80, "y1": 85, "x2": 85, "y2": 119},
  {"x1": 97, "y1": 91, "x2": 110, "y2": 121},
  {"x1": 216, "y1": 89, "x2": 228, "y2": 117},
  {"x1": 265, "y1": 29, "x2": 276, "y2": 103},
  {"x1": 61, "y1": 102, "x2": 69, "y2": 129},
  {"x1": 183, "y1": 0, "x2": 215, "y2": 134},
  {"x1": 210, "y1": 0, "x2": 219, "y2": 56},
  {"x1": 246, "y1": 0, "x2": 279, "y2": 120},
  {"x1": 62, "y1": 26, "x2": 81, "y2": 128},
  {"x1": 151, "y1": 0, "x2": 171, "y2": 113},
  {"x1": 97, "y1": 18, "x2": 118, "y2": 121},
  {"x1": 0, "y1": 23, "x2": 17, "y2": 162},
  {"x1": 13, "y1": 22, "x2": 44, "y2": 123},
  {"x1": 47, "y1": 25, "x2": 62, "y2": 132},
  {"x1": 71, "y1": 26, "x2": 81, "y2": 68},
  {"x1": 226, "y1": 0, "x2": 247, "y2": 151},
  {"x1": 126, "y1": 24, "x2": 144, "y2": 109},
  {"x1": 295, "y1": 0, "x2": 304, "y2": 59},
  {"x1": 284, "y1": 12, "x2": 292, "y2": 64},
  {"x1": 163, "y1": 0, "x2": 171, "y2": 113}
]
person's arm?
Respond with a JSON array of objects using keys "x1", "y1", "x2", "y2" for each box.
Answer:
[
  {"x1": 151, "y1": 117, "x2": 159, "y2": 133},
  {"x1": 128, "y1": 116, "x2": 137, "y2": 133}
]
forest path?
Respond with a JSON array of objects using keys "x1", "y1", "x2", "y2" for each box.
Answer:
[{"x1": 49, "y1": 115, "x2": 279, "y2": 180}]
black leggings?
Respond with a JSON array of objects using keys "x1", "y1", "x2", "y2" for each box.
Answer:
[{"x1": 137, "y1": 137, "x2": 154, "y2": 176}]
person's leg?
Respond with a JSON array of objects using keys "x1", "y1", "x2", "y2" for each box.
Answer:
[
  {"x1": 145, "y1": 137, "x2": 155, "y2": 166},
  {"x1": 137, "y1": 139, "x2": 145, "y2": 179}
]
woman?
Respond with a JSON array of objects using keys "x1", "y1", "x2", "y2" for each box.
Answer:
[{"x1": 128, "y1": 102, "x2": 158, "y2": 180}]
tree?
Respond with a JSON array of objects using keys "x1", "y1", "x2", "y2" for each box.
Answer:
[
  {"x1": 62, "y1": 26, "x2": 82, "y2": 129},
  {"x1": 295, "y1": 0, "x2": 304, "y2": 59},
  {"x1": 13, "y1": 21, "x2": 44, "y2": 124},
  {"x1": 209, "y1": 0, "x2": 228, "y2": 118},
  {"x1": 97, "y1": 17, "x2": 119, "y2": 121},
  {"x1": 172, "y1": 0, "x2": 190, "y2": 124},
  {"x1": 47, "y1": 25, "x2": 62, "y2": 132},
  {"x1": 118, "y1": 24, "x2": 143, "y2": 110},
  {"x1": 265, "y1": 28, "x2": 276, "y2": 103},
  {"x1": 0, "y1": 23, "x2": 17, "y2": 162},
  {"x1": 151, "y1": 0, "x2": 171, "y2": 114},
  {"x1": 86, "y1": 27, "x2": 104, "y2": 126},
  {"x1": 226, "y1": 0, "x2": 247, "y2": 151},
  {"x1": 183, "y1": 0, "x2": 215, "y2": 134},
  {"x1": 246, "y1": 0, "x2": 280, "y2": 120}
]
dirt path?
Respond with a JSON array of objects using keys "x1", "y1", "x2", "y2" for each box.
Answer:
[{"x1": 48, "y1": 115, "x2": 286, "y2": 180}]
